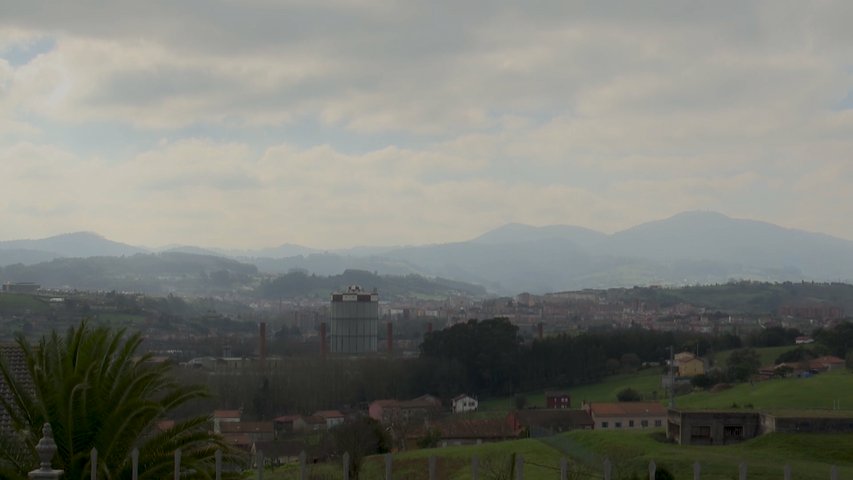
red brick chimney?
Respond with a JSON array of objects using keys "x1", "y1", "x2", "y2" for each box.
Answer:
[{"x1": 259, "y1": 322, "x2": 267, "y2": 366}]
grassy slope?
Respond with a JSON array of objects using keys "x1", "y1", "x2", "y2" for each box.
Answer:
[
  {"x1": 480, "y1": 368, "x2": 664, "y2": 411},
  {"x1": 0, "y1": 293, "x2": 49, "y2": 313},
  {"x1": 677, "y1": 369, "x2": 853, "y2": 410},
  {"x1": 712, "y1": 345, "x2": 800, "y2": 367}
]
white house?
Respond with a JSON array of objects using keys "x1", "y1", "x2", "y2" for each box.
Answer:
[{"x1": 451, "y1": 394, "x2": 478, "y2": 413}]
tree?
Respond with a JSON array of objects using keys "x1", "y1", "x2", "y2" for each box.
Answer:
[
  {"x1": 616, "y1": 388, "x2": 642, "y2": 402},
  {"x1": 0, "y1": 322, "x2": 237, "y2": 479},
  {"x1": 726, "y1": 348, "x2": 761, "y2": 383},
  {"x1": 332, "y1": 417, "x2": 390, "y2": 480}
]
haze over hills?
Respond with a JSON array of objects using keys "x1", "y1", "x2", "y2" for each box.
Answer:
[{"x1": 3, "y1": 212, "x2": 853, "y2": 294}]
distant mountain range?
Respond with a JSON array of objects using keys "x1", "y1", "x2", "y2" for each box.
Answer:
[{"x1": 3, "y1": 212, "x2": 853, "y2": 294}]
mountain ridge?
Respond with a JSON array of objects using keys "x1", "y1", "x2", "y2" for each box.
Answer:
[{"x1": 3, "y1": 212, "x2": 853, "y2": 294}]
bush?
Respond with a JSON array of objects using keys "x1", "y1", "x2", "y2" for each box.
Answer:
[{"x1": 617, "y1": 387, "x2": 642, "y2": 402}]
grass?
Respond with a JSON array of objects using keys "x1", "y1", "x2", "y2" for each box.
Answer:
[
  {"x1": 712, "y1": 345, "x2": 801, "y2": 368},
  {"x1": 253, "y1": 431, "x2": 853, "y2": 480},
  {"x1": 479, "y1": 367, "x2": 664, "y2": 412},
  {"x1": 0, "y1": 293, "x2": 50, "y2": 313},
  {"x1": 676, "y1": 369, "x2": 853, "y2": 411}
]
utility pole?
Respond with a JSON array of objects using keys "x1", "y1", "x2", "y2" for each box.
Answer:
[{"x1": 668, "y1": 345, "x2": 675, "y2": 409}]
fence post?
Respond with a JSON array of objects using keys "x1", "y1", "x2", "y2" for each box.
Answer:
[
  {"x1": 738, "y1": 462, "x2": 746, "y2": 480},
  {"x1": 603, "y1": 458, "x2": 612, "y2": 480},
  {"x1": 174, "y1": 448, "x2": 181, "y2": 480},
  {"x1": 131, "y1": 448, "x2": 138, "y2": 480},
  {"x1": 385, "y1": 453, "x2": 392, "y2": 480},
  {"x1": 91, "y1": 448, "x2": 98, "y2": 480},
  {"x1": 784, "y1": 465, "x2": 791, "y2": 480},
  {"x1": 257, "y1": 451, "x2": 264, "y2": 480},
  {"x1": 693, "y1": 461, "x2": 701, "y2": 480},
  {"x1": 560, "y1": 457, "x2": 568, "y2": 480},
  {"x1": 215, "y1": 449, "x2": 222, "y2": 480},
  {"x1": 342, "y1": 452, "x2": 350, "y2": 480},
  {"x1": 515, "y1": 454, "x2": 524, "y2": 480},
  {"x1": 830, "y1": 465, "x2": 838, "y2": 480},
  {"x1": 649, "y1": 460, "x2": 656, "y2": 480},
  {"x1": 298, "y1": 451, "x2": 306, "y2": 480},
  {"x1": 27, "y1": 423, "x2": 64, "y2": 480},
  {"x1": 428, "y1": 456, "x2": 436, "y2": 480},
  {"x1": 471, "y1": 455, "x2": 479, "y2": 480}
]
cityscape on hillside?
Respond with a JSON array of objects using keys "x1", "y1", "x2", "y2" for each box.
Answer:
[{"x1": 2, "y1": 1, "x2": 853, "y2": 479}]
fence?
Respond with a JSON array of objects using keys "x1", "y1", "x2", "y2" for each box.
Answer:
[{"x1": 28, "y1": 423, "x2": 844, "y2": 480}]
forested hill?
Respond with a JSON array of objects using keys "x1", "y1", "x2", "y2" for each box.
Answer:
[
  {"x1": 0, "y1": 252, "x2": 257, "y2": 294},
  {"x1": 256, "y1": 269, "x2": 487, "y2": 300}
]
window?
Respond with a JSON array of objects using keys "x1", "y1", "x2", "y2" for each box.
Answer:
[
  {"x1": 629, "y1": 420, "x2": 635, "y2": 427},
  {"x1": 641, "y1": 420, "x2": 649, "y2": 427},
  {"x1": 615, "y1": 422, "x2": 622, "y2": 428},
  {"x1": 724, "y1": 426, "x2": 744, "y2": 439},
  {"x1": 654, "y1": 420, "x2": 662, "y2": 427},
  {"x1": 601, "y1": 422, "x2": 608, "y2": 428}
]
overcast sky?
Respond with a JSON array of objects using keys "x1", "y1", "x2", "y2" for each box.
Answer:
[{"x1": 1, "y1": 1, "x2": 851, "y2": 249}]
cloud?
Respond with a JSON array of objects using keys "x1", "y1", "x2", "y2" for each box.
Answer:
[{"x1": 0, "y1": 2, "x2": 852, "y2": 247}]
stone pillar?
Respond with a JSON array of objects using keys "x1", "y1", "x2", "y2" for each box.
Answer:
[{"x1": 28, "y1": 423, "x2": 64, "y2": 480}]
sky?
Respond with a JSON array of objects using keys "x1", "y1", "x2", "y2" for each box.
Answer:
[{"x1": 1, "y1": 1, "x2": 852, "y2": 249}]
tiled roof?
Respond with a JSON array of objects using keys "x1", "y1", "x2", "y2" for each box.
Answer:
[
  {"x1": 313, "y1": 410, "x2": 344, "y2": 419},
  {"x1": 0, "y1": 343, "x2": 32, "y2": 434},
  {"x1": 512, "y1": 409, "x2": 593, "y2": 429},
  {"x1": 213, "y1": 409, "x2": 241, "y2": 419},
  {"x1": 589, "y1": 402, "x2": 667, "y2": 417},
  {"x1": 413, "y1": 418, "x2": 521, "y2": 440},
  {"x1": 220, "y1": 421, "x2": 274, "y2": 434}
]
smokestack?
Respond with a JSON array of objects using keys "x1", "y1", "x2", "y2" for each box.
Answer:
[
  {"x1": 537, "y1": 322, "x2": 543, "y2": 340},
  {"x1": 427, "y1": 322, "x2": 433, "y2": 334},
  {"x1": 320, "y1": 322, "x2": 327, "y2": 357},
  {"x1": 387, "y1": 322, "x2": 393, "y2": 354},
  {"x1": 259, "y1": 322, "x2": 267, "y2": 367}
]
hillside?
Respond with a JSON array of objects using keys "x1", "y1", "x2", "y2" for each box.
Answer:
[{"x1": 5, "y1": 212, "x2": 853, "y2": 293}]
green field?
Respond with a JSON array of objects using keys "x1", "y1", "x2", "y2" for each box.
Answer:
[
  {"x1": 254, "y1": 430, "x2": 853, "y2": 480},
  {"x1": 712, "y1": 345, "x2": 801, "y2": 368},
  {"x1": 480, "y1": 368, "x2": 664, "y2": 411},
  {"x1": 677, "y1": 369, "x2": 853, "y2": 411},
  {"x1": 0, "y1": 293, "x2": 50, "y2": 314}
]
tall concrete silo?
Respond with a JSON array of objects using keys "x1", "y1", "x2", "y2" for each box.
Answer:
[{"x1": 329, "y1": 285, "x2": 379, "y2": 354}]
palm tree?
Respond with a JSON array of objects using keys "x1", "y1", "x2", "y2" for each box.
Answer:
[{"x1": 0, "y1": 321, "x2": 239, "y2": 479}]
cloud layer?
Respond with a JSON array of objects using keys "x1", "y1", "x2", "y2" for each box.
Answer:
[{"x1": 1, "y1": 1, "x2": 851, "y2": 248}]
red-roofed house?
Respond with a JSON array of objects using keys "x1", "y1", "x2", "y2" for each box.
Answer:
[
  {"x1": 313, "y1": 410, "x2": 345, "y2": 429},
  {"x1": 213, "y1": 409, "x2": 241, "y2": 434},
  {"x1": 584, "y1": 402, "x2": 667, "y2": 430},
  {"x1": 220, "y1": 421, "x2": 275, "y2": 443},
  {"x1": 451, "y1": 394, "x2": 478, "y2": 413},
  {"x1": 810, "y1": 356, "x2": 845, "y2": 371},
  {"x1": 545, "y1": 391, "x2": 571, "y2": 409}
]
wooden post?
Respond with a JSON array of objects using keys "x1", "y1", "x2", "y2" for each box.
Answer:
[
  {"x1": 784, "y1": 465, "x2": 791, "y2": 480},
  {"x1": 131, "y1": 448, "x2": 139, "y2": 480},
  {"x1": 649, "y1": 460, "x2": 656, "y2": 480},
  {"x1": 299, "y1": 451, "x2": 306, "y2": 480},
  {"x1": 91, "y1": 448, "x2": 98, "y2": 480},
  {"x1": 215, "y1": 450, "x2": 222, "y2": 480},
  {"x1": 342, "y1": 452, "x2": 350, "y2": 480},
  {"x1": 471, "y1": 455, "x2": 479, "y2": 480},
  {"x1": 738, "y1": 462, "x2": 747, "y2": 480},
  {"x1": 428, "y1": 456, "x2": 436, "y2": 480},
  {"x1": 693, "y1": 461, "x2": 701, "y2": 480},
  {"x1": 385, "y1": 453, "x2": 392, "y2": 480},
  {"x1": 174, "y1": 448, "x2": 181, "y2": 480},
  {"x1": 560, "y1": 457, "x2": 568, "y2": 480},
  {"x1": 603, "y1": 458, "x2": 612, "y2": 480},
  {"x1": 515, "y1": 454, "x2": 524, "y2": 480}
]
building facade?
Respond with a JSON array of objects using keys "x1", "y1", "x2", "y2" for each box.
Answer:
[{"x1": 330, "y1": 286, "x2": 379, "y2": 354}]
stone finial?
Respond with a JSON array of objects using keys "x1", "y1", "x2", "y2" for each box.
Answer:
[{"x1": 35, "y1": 423, "x2": 57, "y2": 471}]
